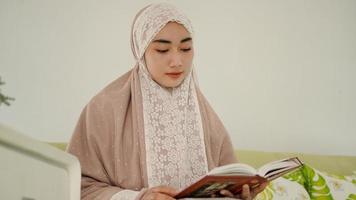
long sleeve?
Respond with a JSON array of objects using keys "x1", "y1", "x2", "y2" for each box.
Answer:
[
  {"x1": 67, "y1": 69, "x2": 148, "y2": 200},
  {"x1": 110, "y1": 189, "x2": 147, "y2": 200},
  {"x1": 67, "y1": 103, "x2": 123, "y2": 200}
]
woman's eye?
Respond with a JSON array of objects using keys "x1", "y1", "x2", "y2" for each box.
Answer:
[
  {"x1": 181, "y1": 48, "x2": 191, "y2": 52},
  {"x1": 156, "y1": 49, "x2": 169, "y2": 53}
]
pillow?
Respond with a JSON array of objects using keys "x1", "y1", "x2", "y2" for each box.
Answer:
[{"x1": 255, "y1": 164, "x2": 356, "y2": 200}]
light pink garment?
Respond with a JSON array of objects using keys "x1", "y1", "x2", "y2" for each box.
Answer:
[{"x1": 67, "y1": 3, "x2": 237, "y2": 200}]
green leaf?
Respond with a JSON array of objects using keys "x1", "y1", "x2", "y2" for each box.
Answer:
[{"x1": 302, "y1": 164, "x2": 333, "y2": 200}]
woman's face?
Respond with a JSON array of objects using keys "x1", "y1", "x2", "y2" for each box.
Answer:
[{"x1": 144, "y1": 22, "x2": 194, "y2": 88}]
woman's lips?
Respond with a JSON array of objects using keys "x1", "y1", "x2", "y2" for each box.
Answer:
[{"x1": 165, "y1": 72, "x2": 183, "y2": 79}]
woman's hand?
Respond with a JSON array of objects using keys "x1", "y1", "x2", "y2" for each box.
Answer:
[
  {"x1": 141, "y1": 185, "x2": 178, "y2": 200},
  {"x1": 217, "y1": 182, "x2": 269, "y2": 200}
]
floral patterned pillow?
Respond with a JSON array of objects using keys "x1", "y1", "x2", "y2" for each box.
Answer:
[{"x1": 255, "y1": 164, "x2": 356, "y2": 200}]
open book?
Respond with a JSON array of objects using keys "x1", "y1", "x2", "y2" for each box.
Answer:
[{"x1": 175, "y1": 157, "x2": 303, "y2": 198}]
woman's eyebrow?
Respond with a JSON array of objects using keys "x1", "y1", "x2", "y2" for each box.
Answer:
[
  {"x1": 180, "y1": 37, "x2": 192, "y2": 43},
  {"x1": 153, "y1": 39, "x2": 171, "y2": 44},
  {"x1": 152, "y1": 37, "x2": 192, "y2": 44}
]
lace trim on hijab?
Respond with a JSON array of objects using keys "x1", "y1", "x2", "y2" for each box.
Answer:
[
  {"x1": 132, "y1": 2, "x2": 208, "y2": 189},
  {"x1": 132, "y1": 3, "x2": 194, "y2": 60},
  {"x1": 139, "y1": 69, "x2": 208, "y2": 189}
]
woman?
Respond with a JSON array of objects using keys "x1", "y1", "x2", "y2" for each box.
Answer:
[{"x1": 67, "y1": 3, "x2": 267, "y2": 200}]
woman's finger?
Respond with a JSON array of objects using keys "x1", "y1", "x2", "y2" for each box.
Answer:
[
  {"x1": 151, "y1": 186, "x2": 178, "y2": 196},
  {"x1": 252, "y1": 182, "x2": 269, "y2": 195},
  {"x1": 250, "y1": 182, "x2": 269, "y2": 199},
  {"x1": 241, "y1": 184, "x2": 252, "y2": 200},
  {"x1": 144, "y1": 192, "x2": 176, "y2": 200},
  {"x1": 219, "y1": 189, "x2": 234, "y2": 197}
]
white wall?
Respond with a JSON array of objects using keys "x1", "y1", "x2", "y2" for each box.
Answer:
[{"x1": 1, "y1": 0, "x2": 355, "y2": 156}]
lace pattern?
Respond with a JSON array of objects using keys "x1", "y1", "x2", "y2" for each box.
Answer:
[
  {"x1": 139, "y1": 67, "x2": 208, "y2": 189},
  {"x1": 131, "y1": 3, "x2": 194, "y2": 60},
  {"x1": 131, "y1": 2, "x2": 208, "y2": 190}
]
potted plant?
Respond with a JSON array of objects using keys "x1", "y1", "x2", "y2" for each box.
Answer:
[{"x1": 0, "y1": 76, "x2": 15, "y2": 106}]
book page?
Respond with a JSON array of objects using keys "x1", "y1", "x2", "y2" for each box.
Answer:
[
  {"x1": 208, "y1": 163, "x2": 257, "y2": 176},
  {"x1": 257, "y1": 157, "x2": 302, "y2": 177}
]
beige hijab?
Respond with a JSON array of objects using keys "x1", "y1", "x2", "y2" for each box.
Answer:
[{"x1": 67, "y1": 3, "x2": 237, "y2": 200}]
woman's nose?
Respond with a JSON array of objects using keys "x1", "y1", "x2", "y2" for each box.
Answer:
[{"x1": 169, "y1": 51, "x2": 183, "y2": 68}]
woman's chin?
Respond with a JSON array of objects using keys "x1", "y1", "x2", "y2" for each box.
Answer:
[{"x1": 159, "y1": 79, "x2": 184, "y2": 89}]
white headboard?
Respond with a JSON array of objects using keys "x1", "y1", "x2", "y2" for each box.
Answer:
[{"x1": 0, "y1": 123, "x2": 81, "y2": 200}]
